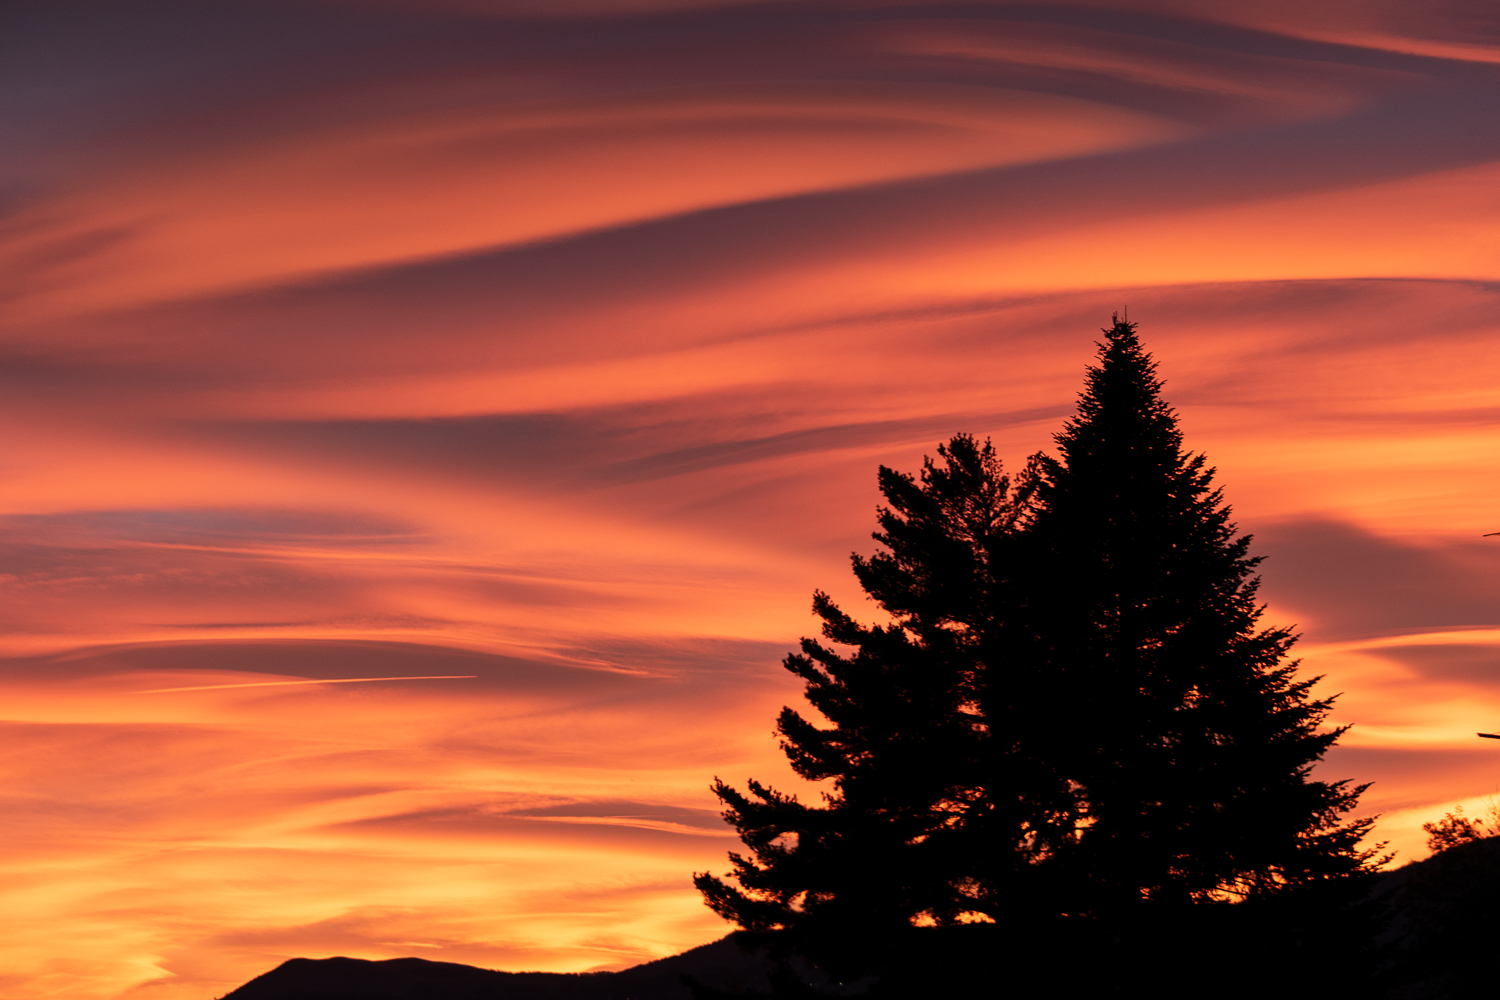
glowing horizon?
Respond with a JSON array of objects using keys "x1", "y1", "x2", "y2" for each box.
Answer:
[{"x1": 7, "y1": 2, "x2": 1500, "y2": 997}]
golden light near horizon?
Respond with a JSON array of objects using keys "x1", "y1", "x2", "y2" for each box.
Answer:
[{"x1": 6, "y1": 2, "x2": 1500, "y2": 997}]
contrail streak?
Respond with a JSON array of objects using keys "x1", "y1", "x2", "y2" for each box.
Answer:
[{"x1": 136, "y1": 675, "x2": 477, "y2": 693}]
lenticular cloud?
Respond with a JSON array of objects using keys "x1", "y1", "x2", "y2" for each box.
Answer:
[{"x1": 4, "y1": 2, "x2": 1500, "y2": 998}]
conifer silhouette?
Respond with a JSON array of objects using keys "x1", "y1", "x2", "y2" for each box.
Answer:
[
  {"x1": 1027, "y1": 315, "x2": 1380, "y2": 909},
  {"x1": 693, "y1": 436, "x2": 1022, "y2": 972},
  {"x1": 695, "y1": 317, "x2": 1381, "y2": 983}
]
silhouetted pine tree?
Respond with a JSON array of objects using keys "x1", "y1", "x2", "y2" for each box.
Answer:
[
  {"x1": 693, "y1": 436, "x2": 1051, "y2": 977},
  {"x1": 1025, "y1": 316, "x2": 1381, "y2": 911},
  {"x1": 696, "y1": 318, "x2": 1384, "y2": 994}
]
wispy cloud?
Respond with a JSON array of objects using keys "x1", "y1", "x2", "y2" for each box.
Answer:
[
  {"x1": 6, "y1": 2, "x2": 1500, "y2": 998},
  {"x1": 135, "y1": 675, "x2": 478, "y2": 693}
]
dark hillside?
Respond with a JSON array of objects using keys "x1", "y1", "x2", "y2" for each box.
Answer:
[
  {"x1": 218, "y1": 925, "x2": 1000, "y2": 999},
  {"x1": 1380, "y1": 835, "x2": 1500, "y2": 998},
  {"x1": 219, "y1": 934, "x2": 780, "y2": 1000}
]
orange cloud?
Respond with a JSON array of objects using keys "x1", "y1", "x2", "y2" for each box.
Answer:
[{"x1": 7, "y1": 3, "x2": 1500, "y2": 998}]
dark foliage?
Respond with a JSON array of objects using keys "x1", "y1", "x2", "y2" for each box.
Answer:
[
  {"x1": 1026, "y1": 317, "x2": 1384, "y2": 910},
  {"x1": 696, "y1": 316, "x2": 1383, "y2": 990},
  {"x1": 694, "y1": 435, "x2": 1025, "y2": 974},
  {"x1": 1420, "y1": 803, "x2": 1495, "y2": 853}
]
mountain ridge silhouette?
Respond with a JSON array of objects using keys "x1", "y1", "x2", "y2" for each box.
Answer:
[
  {"x1": 219, "y1": 933, "x2": 792, "y2": 1000},
  {"x1": 216, "y1": 925, "x2": 1004, "y2": 999}
]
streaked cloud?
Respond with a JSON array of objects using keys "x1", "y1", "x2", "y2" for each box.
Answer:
[{"x1": 6, "y1": 2, "x2": 1500, "y2": 998}]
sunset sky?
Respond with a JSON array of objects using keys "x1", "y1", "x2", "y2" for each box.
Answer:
[{"x1": 7, "y1": 1, "x2": 1500, "y2": 997}]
